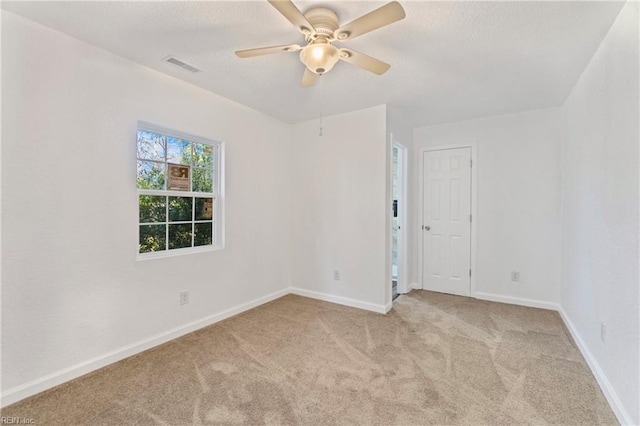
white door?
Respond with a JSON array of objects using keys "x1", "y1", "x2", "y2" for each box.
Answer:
[{"x1": 422, "y1": 148, "x2": 471, "y2": 296}]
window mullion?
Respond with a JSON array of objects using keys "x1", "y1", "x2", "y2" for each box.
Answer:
[
  {"x1": 165, "y1": 196, "x2": 169, "y2": 251},
  {"x1": 191, "y1": 197, "x2": 195, "y2": 248},
  {"x1": 163, "y1": 135, "x2": 168, "y2": 190}
]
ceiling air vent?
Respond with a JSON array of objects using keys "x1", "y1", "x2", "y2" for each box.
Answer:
[{"x1": 164, "y1": 56, "x2": 200, "y2": 73}]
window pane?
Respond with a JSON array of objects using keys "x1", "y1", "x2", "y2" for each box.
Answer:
[
  {"x1": 192, "y1": 168, "x2": 213, "y2": 193},
  {"x1": 168, "y1": 197, "x2": 192, "y2": 222},
  {"x1": 137, "y1": 131, "x2": 165, "y2": 161},
  {"x1": 167, "y1": 137, "x2": 192, "y2": 165},
  {"x1": 139, "y1": 195, "x2": 166, "y2": 223},
  {"x1": 193, "y1": 143, "x2": 214, "y2": 168},
  {"x1": 194, "y1": 222, "x2": 213, "y2": 247},
  {"x1": 137, "y1": 161, "x2": 165, "y2": 189},
  {"x1": 169, "y1": 223, "x2": 192, "y2": 249},
  {"x1": 195, "y1": 197, "x2": 214, "y2": 220},
  {"x1": 139, "y1": 225, "x2": 166, "y2": 253}
]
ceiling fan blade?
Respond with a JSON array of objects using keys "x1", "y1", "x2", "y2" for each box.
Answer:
[
  {"x1": 235, "y1": 44, "x2": 301, "y2": 58},
  {"x1": 338, "y1": 49, "x2": 390, "y2": 75},
  {"x1": 333, "y1": 1, "x2": 406, "y2": 41},
  {"x1": 301, "y1": 68, "x2": 317, "y2": 87},
  {"x1": 268, "y1": 0, "x2": 316, "y2": 36}
]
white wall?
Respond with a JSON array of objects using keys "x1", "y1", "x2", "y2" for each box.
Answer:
[
  {"x1": 560, "y1": 1, "x2": 639, "y2": 423},
  {"x1": 413, "y1": 108, "x2": 563, "y2": 307},
  {"x1": 291, "y1": 105, "x2": 389, "y2": 311},
  {"x1": 1, "y1": 12, "x2": 292, "y2": 399}
]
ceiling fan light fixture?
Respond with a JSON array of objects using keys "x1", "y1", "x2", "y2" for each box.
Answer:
[{"x1": 300, "y1": 42, "x2": 339, "y2": 74}]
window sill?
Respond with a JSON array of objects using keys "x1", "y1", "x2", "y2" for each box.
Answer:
[{"x1": 137, "y1": 244, "x2": 224, "y2": 261}]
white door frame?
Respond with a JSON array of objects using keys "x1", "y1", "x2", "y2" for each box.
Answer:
[
  {"x1": 418, "y1": 141, "x2": 478, "y2": 296},
  {"x1": 393, "y1": 141, "x2": 409, "y2": 295}
]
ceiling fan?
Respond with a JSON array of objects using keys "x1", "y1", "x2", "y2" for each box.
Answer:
[{"x1": 235, "y1": 0, "x2": 406, "y2": 87}]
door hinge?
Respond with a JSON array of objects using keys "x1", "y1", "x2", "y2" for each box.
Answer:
[
  {"x1": 470, "y1": 214, "x2": 472, "y2": 223},
  {"x1": 469, "y1": 269, "x2": 472, "y2": 277},
  {"x1": 470, "y1": 159, "x2": 473, "y2": 168}
]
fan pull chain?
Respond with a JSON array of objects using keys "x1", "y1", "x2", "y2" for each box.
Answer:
[{"x1": 319, "y1": 75, "x2": 324, "y2": 137}]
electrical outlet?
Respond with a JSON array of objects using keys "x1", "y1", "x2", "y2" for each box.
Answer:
[
  {"x1": 333, "y1": 270, "x2": 340, "y2": 281},
  {"x1": 511, "y1": 271, "x2": 520, "y2": 282},
  {"x1": 180, "y1": 291, "x2": 189, "y2": 305},
  {"x1": 600, "y1": 323, "x2": 606, "y2": 343}
]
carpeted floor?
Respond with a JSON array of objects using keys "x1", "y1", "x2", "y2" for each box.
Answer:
[{"x1": 2, "y1": 291, "x2": 617, "y2": 425}]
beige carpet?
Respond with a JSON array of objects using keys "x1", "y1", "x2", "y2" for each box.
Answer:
[{"x1": 2, "y1": 291, "x2": 617, "y2": 425}]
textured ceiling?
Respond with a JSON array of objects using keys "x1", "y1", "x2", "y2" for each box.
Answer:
[{"x1": 2, "y1": 1, "x2": 625, "y2": 127}]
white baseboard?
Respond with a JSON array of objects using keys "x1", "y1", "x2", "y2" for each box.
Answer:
[
  {"x1": 289, "y1": 287, "x2": 389, "y2": 314},
  {"x1": 557, "y1": 307, "x2": 633, "y2": 425},
  {"x1": 474, "y1": 292, "x2": 559, "y2": 311},
  {"x1": 408, "y1": 282, "x2": 420, "y2": 292},
  {"x1": 0, "y1": 288, "x2": 290, "y2": 408}
]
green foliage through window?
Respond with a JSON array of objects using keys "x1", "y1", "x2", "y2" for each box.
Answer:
[
  {"x1": 139, "y1": 225, "x2": 166, "y2": 253},
  {"x1": 138, "y1": 196, "x2": 215, "y2": 254}
]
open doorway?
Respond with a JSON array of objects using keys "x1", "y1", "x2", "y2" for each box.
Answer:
[{"x1": 392, "y1": 142, "x2": 407, "y2": 300}]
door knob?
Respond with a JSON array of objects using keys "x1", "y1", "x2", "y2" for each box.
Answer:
[{"x1": 424, "y1": 225, "x2": 430, "y2": 231}]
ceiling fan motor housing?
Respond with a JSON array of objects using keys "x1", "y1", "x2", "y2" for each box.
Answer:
[{"x1": 303, "y1": 8, "x2": 339, "y2": 40}]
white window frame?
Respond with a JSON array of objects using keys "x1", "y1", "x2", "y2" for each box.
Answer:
[{"x1": 136, "y1": 121, "x2": 225, "y2": 260}]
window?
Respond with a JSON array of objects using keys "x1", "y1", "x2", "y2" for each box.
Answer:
[{"x1": 136, "y1": 122, "x2": 223, "y2": 258}]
